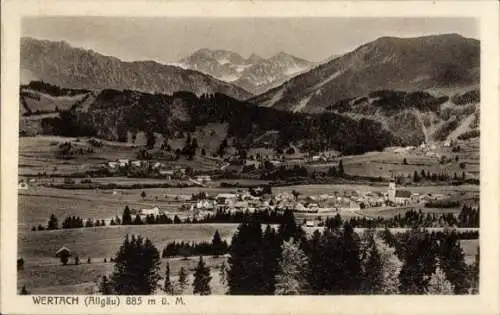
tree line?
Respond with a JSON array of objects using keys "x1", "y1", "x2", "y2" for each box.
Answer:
[
  {"x1": 34, "y1": 204, "x2": 479, "y2": 233},
  {"x1": 161, "y1": 230, "x2": 229, "y2": 258},
  {"x1": 324, "y1": 206, "x2": 479, "y2": 229}
]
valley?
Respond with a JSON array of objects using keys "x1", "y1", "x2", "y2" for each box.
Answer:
[{"x1": 16, "y1": 32, "x2": 481, "y2": 296}]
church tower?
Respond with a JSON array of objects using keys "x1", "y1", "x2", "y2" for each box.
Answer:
[{"x1": 388, "y1": 181, "x2": 396, "y2": 202}]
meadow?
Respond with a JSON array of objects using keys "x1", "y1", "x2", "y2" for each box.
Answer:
[
  {"x1": 19, "y1": 254, "x2": 229, "y2": 295},
  {"x1": 308, "y1": 138, "x2": 479, "y2": 180}
]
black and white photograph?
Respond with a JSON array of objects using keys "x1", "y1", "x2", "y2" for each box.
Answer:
[{"x1": 2, "y1": 1, "x2": 500, "y2": 314}]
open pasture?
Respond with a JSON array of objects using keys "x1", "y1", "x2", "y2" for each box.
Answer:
[
  {"x1": 18, "y1": 255, "x2": 228, "y2": 295},
  {"x1": 19, "y1": 224, "x2": 238, "y2": 262},
  {"x1": 307, "y1": 138, "x2": 479, "y2": 179},
  {"x1": 18, "y1": 136, "x2": 224, "y2": 176}
]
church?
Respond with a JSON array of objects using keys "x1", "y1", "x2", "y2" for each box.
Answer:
[{"x1": 387, "y1": 182, "x2": 412, "y2": 205}]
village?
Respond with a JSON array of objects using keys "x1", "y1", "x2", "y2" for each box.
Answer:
[{"x1": 120, "y1": 181, "x2": 450, "y2": 227}]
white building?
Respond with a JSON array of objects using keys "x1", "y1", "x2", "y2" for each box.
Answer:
[
  {"x1": 195, "y1": 175, "x2": 212, "y2": 183},
  {"x1": 118, "y1": 159, "x2": 130, "y2": 166},
  {"x1": 196, "y1": 199, "x2": 215, "y2": 210},
  {"x1": 140, "y1": 206, "x2": 160, "y2": 216},
  {"x1": 388, "y1": 182, "x2": 412, "y2": 205}
]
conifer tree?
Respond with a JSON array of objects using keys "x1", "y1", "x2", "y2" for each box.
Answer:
[
  {"x1": 211, "y1": 230, "x2": 225, "y2": 256},
  {"x1": 262, "y1": 225, "x2": 282, "y2": 294},
  {"x1": 178, "y1": 267, "x2": 188, "y2": 294},
  {"x1": 437, "y1": 231, "x2": 468, "y2": 294},
  {"x1": 164, "y1": 262, "x2": 174, "y2": 294},
  {"x1": 275, "y1": 238, "x2": 310, "y2": 295},
  {"x1": 20, "y1": 285, "x2": 29, "y2": 295},
  {"x1": 470, "y1": 246, "x2": 480, "y2": 294},
  {"x1": 338, "y1": 160, "x2": 345, "y2": 176},
  {"x1": 228, "y1": 221, "x2": 265, "y2": 294},
  {"x1": 122, "y1": 206, "x2": 132, "y2": 225},
  {"x1": 110, "y1": 235, "x2": 161, "y2": 294},
  {"x1": 47, "y1": 214, "x2": 59, "y2": 230},
  {"x1": 426, "y1": 262, "x2": 455, "y2": 294},
  {"x1": 193, "y1": 256, "x2": 212, "y2": 295},
  {"x1": 340, "y1": 222, "x2": 362, "y2": 294},
  {"x1": 98, "y1": 275, "x2": 114, "y2": 295},
  {"x1": 399, "y1": 230, "x2": 437, "y2": 294},
  {"x1": 360, "y1": 232, "x2": 384, "y2": 294},
  {"x1": 376, "y1": 238, "x2": 402, "y2": 294}
]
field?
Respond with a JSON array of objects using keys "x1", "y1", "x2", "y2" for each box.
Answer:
[
  {"x1": 18, "y1": 136, "x2": 223, "y2": 176},
  {"x1": 19, "y1": 224, "x2": 238, "y2": 262},
  {"x1": 307, "y1": 138, "x2": 479, "y2": 180},
  {"x1": 18, "y1": 221, "x2": 235, "y2": 294},
  {"x1": 19, "y1": 255, "x2": 229, "y2": 295}
]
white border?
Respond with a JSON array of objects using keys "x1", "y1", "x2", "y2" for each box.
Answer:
[{"x1": 1, "y1": 1, "x2": 499, "y2": 314}]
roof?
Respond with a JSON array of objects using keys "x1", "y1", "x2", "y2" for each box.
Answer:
[
  {"x1": 395, "y1": 190, "x2": 412, "y2": 198},
  {"x1": 55, "y1": 246, "x2": 71, "y2": 256}
]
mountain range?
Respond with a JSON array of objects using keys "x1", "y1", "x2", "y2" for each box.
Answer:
[
  {"x1": 178, "y1": 49, "x2": 314, "y2": 94},
  {"x1": 19, "y1": 33, "x2": 481, "y2": 154},
  {"x1": 251, "y1": 33, "x2": 479, "y2": 113},
  {"x1": 20, "y1": 37, "x2": 252, "y2": 100}
]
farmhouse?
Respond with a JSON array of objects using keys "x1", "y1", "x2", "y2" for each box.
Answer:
[
  {"x1": 196, "y1": 199, "x2": 216, "y2": 210},
  {"x1": 216, "y1": 193, "x2": 238, "y2": 205},
  {"x1": 55, "y1": 246, "x2": 72, "y2": 258},
  {"x1": 305, "y1": 221, "x2": 316, "y2": 227},
  {"x1": 107, "y1": 161, "x2": 118, "y2": 169},
  {"x1": 140, "y1": 206, "x2": 160, "y2": 216},
  {"x1": 131, "y1": 160, "x2": 143, "y2": 167},
  {"x1": 195, "y1": 175, "x2": 212, "y2": 183},
  {"x1": 118, "y1": 159, "x2": 130, "y2": 167}
]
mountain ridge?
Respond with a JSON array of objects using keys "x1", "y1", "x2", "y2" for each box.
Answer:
[
  {"x1": 20, "y1": 37, "x2": 253, "y2": 100},
  {"x1": 251, "y1": 33, "x2": 480, "y2": 112},
  {"x1": 179, "y1": 48, "x2": 315, "y2": 94}
]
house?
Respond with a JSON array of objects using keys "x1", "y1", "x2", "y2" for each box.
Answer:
[
  {"x1": 244, "y1": 159, "x2": 261, "y2": 169},
  {"x1": 107, "y1": 161, "x2": 118, "y2": 169},
  {"x1": 216, "y1": 193, "x2": 238, "y2": 205},
  {"x1": 195, "y1": 175, "x2": 212, "y2": 183},
  {"x1": 305, "y1": 221, "x2": 316, "y2": 227},
  {"x1": 158, "y1": 170, "x2": 172, "y2": 180},
  {"x1": 196, "y1": 199, "x2": 215, "y2": 210},
  {"x1": 118, "y1": 159, "x2": 130, "y2": 167},
  {"x1": 55, "y1": 246, "x2": 72, "y2": 258},
  {"x1": 131, "y1": 160, "x2": 143, "y2": 167},
  {"x1": 312, "y1": 155, "x2": 321, "y2": 162},
  {"x1": 18, "y1": 182, "x2": 29, "y2": 190},
  {"x1": 140, "y1": 206, "x2": 160, "y2": 216}
]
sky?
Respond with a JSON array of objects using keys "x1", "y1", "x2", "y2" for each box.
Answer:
[{"x1": 22, "y1": 17, "x2": 478, "y2": 63}]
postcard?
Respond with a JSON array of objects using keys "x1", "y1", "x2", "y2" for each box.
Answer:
[{"x1": 1, "y1": 0, "x2": 499, "y2": 314}]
